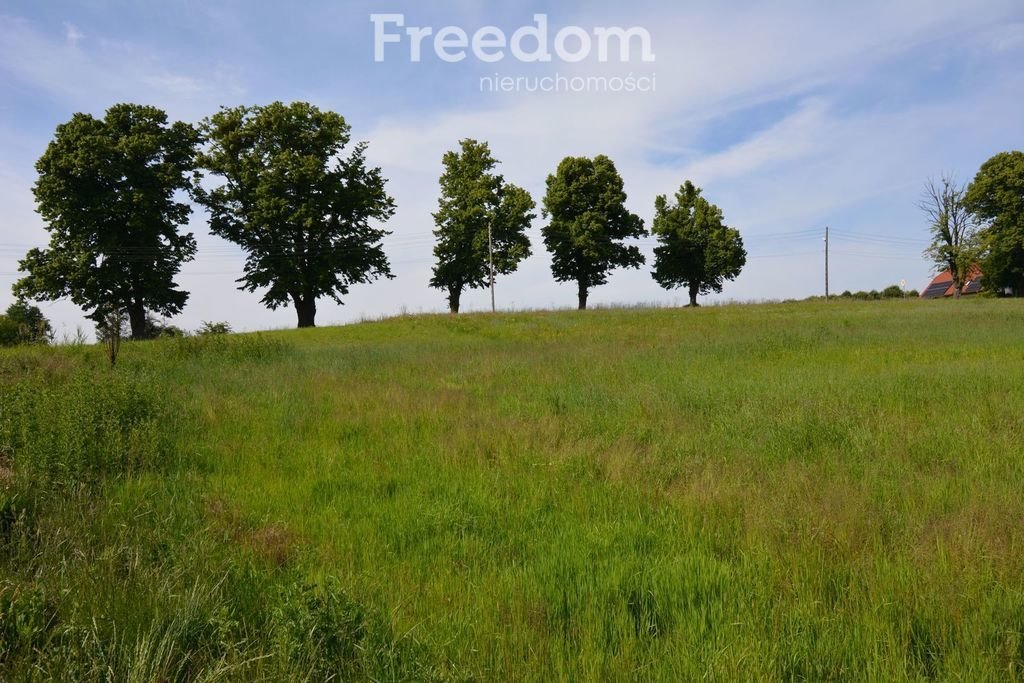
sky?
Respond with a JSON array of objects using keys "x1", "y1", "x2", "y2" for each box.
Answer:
[{"x1": 1, "y1": 0, "x2": 1022, "y2": 337}]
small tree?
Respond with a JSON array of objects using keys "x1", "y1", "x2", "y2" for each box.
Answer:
[
  {"x1": 650, "y1": 181, "x2": 746, "y2": 306},
  {"x1": 198, "y1": 102, "x2": 395, "y2": 328},
  {"x1": 97, "y1": 308, "x2": 125, "y2": 367},
  {"x1": 920, "y1": 174, "x2": 978, "y2": 299},
  {"x1": 430, "y1": 139, "x2": 535, "y2": 314},
  {"x1": 3, "y1": 301, "x2": 53, "y2": 345},
  {"x1": 14, "y1": 103, "x2": 199, "y2": 339},
  {"x1": 965, "y1": 151, "x2": 1024, "y2": 296},
  {"x1": 542, "y1": 155, "x2": 646, "y2": 309}
]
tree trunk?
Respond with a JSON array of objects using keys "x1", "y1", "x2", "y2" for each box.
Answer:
[
  {"x1": 952, "y1": 275, "x2": 962, "y2": 299},
  {"x1": 687, "y1": 283, "x2": 700, "y2": 307},
  {"x1": 577, "y1": 280, "x2": 588, "y2": 310},
  {"x1": 448, "y1": 285, "x2": 462, "y2": 314},
  {"x1": 128, "y1": 299, "x2": 147, "y2": 339},
  {"x1": 294, "y1": 295, "x2": 317, "y2": 328}
]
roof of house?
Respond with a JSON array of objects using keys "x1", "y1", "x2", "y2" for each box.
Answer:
[{"x1": 920, "y1": 264, "x2": 984, "y2": 298}]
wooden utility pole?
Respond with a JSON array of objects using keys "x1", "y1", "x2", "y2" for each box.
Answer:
[
  {"x1": 488, "y1": 222, "x2": 495, "y2": 313},
  {"x1": 824, "y1": 225, "x2": 830, "y2": 300}
]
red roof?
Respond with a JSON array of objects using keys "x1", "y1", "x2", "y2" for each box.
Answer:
[{"x1": 920, "y1": 265, "x2": 984, "y2": 298}]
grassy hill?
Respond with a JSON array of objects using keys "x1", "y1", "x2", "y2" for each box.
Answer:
[{"x1": 3, "y1": 299, "x2": 1024, "y2": 680}]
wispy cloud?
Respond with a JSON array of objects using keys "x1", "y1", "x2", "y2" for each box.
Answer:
[{"x1": 0, "y1": 1, "x2": 1021, "y2": 332}]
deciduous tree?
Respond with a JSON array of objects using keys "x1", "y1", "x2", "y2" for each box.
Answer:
[
  {"x1": 965, "y1": 151, "x2": 1024, "y2": 296},
  {"x1": 541, "y1": 155, "x2": 645, "y2": 310},
  {"x1": 14, "y1": 104, "x2": 199, "y2": 338},
  {"x1": 430, "y1": 139, "x2": 534, "y2": 313},
  {"x1": 920, "y1": 174, "x2": 978, "y2": 299},
  {"x1": 2, "y1": 301, "x2": 53, "y2": 345},
  {"x1": 651, "y1": 181, "x2": 746, "y2": 306},
  {"x1": 198, "y1": 102, "x2": 395, "y2": 328}
]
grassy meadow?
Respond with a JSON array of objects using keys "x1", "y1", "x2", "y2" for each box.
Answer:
[{"x1": 2, "y1": 298, "x2": 1024, "y2": 680}]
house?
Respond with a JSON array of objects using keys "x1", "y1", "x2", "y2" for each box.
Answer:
[{"x1": 919, "y1": 264, "x2": 984, "y2": 299}]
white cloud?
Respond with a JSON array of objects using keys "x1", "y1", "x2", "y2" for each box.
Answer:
[
  {"x1": 62, "y1": 21, "x2": 84, "y2": 46},
  {"x1": 1, "y1": 1, "x2": 1022, "y2": 334}
]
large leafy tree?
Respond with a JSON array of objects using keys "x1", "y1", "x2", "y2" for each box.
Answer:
[
  {"x1": 198, "y1": 101, "x2": 395, "y2": 328},
  {"x1": 430, "y1": 139, "x2": 535, "y2": 313},
  {"x1": 541, "y1": 155, "x2": 645, "y2": 309},
  {"x1": 14, "y1": 104, "x2": 199, "y2": 339},
  {"x1": 919, "y1": 174, "x2": 978, "y2": 299},
  {"x1": 651, "y1": 181, "x2": 746, "y2": 306},
  {"x1": 965, "y1": 151, "x2": 1024, "y2": 296}
]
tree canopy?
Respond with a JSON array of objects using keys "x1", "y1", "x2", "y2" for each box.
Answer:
[
  {"x1": 430, "y1": 139, "x2": 535, "y2": 313},
  {"x1": 965, "y1": 151, "x2": 1024, "y2": 296},
  {"x1": 0, "y1": 301, "x2": 54, "y2": 346},
  {"x1": 14, "y1": 103, "x2": 199, "y2": 339},
  {"x1": 651, "y1": 181, "x2": 746, "y2": 306},
  {"x1": 919, "y1": 174, "x2": 978, "y2": 299},
  {"x1": 197, "y1": 101, "x2": 395, "y2": 328},
  {"x1": 541, "y1": 155, "x2": 645, "y2": 309}
]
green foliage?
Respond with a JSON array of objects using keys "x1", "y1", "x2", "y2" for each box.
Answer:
[
  {"x1": 651, "y1": 181, "x2": 746, "y2": 306},
  {"x1": 0, "y1": 316, "x2": 18, "y2": 348},
  {"x1": 271, "y1": 580, "x2": 365, "y2": 679},
  {"x1": 0, "y1": 581, "x2": 58, "y2": 662},
  {"x1": 541, "y1": 155, "x2": 646, "y2": 309},
  {"x1": 430, "y1": 139, "x2": 535, "y2": 313},
  {"x1": 920, "y1": 174, "x2": 979, "y2": 299},
  {"x1": 882, "y1": 285, "x2": 904, "y2": 298},
  {"x1": 14, "y1": 103, "x2": 199, "y2": 339},
  {"x1": 1, "y1": 302, "x2": 53, "y2": 346},
  {"x1": 163, "y1": 332, "x2": 290, "y2": 362},
  {"x1": 197, "y1": 321, "x2": 232, "y2": 336},
  {"x1": 965, "y1": 151, "x2": 1024, "y2": 296},
  {"x1": 197, "y1": 101, "x2": 396, "y2": 328},
  {"x1": 0, "y1": 366, "x2": 171, "y2": 487}
]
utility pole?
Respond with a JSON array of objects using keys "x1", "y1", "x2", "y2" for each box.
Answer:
[
  {"x1": 824, "y1": 225, "x2": 830, "y2": 300},
  {"x1": 488, "y1": 222, "x2": 495, "y2": 313}
]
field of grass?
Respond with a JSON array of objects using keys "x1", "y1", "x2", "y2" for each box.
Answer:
[{"x1": 2, "y1": 298, "x2": 1024, "y2": 680}]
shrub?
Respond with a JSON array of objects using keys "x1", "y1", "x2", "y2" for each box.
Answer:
[
  {"x1": 272, "y1": 580, "x2": 366, "y2": 680},
  {"x1": 0, "y1": 581, "x2": 58, "y2": 661},
  {"x1": 197, "y1": 321, "x2": 232, "y2": 336}
]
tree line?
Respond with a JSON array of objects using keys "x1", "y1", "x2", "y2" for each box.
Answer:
[
  {"x1": 11, "y1": 101, "x2": 746, "y2": 338},
  {"x1": 920, "y1": 153, "x2": 1024, "y2": 298},
  {"x1": 11, "y1": 101, "x2": 1021, "y2": 340}
]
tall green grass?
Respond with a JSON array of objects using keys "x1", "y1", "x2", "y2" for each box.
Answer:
[{"x1": 2, "y1": 299, "x2": 1024, "y2": 680}]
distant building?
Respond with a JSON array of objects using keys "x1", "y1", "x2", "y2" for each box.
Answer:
[{"x1": 920, "y1": 265, "x2": 984, "y2": 299}]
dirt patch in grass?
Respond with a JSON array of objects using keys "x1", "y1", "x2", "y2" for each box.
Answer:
[{"x1": 206, "y1": 495, "x2": 299, "y2": 567}]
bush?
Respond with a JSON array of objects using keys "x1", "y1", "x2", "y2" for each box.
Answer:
[
  {"x1": 272, "y1": 581, "x2": 366, "y2": 680},
  {"x1": 0, "y1": 317, "x2": 17, "y2": 347},
  {"x1": 0, "y1": 581, "x2": 58, "y2": 661},
  {"x1": 197, "y1": 321, "x2": 232, "y2": 336},
  {"x1": 1, "y1": 303, "x2": 53, "y2": 347},
  {"x1": 882, "y1": 285, "x2": 904, "y2": 299}
]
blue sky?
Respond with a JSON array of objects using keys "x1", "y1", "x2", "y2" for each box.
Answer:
[{"x1": 1, "y1": 0, "x2": 1022, "y2": 335}]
